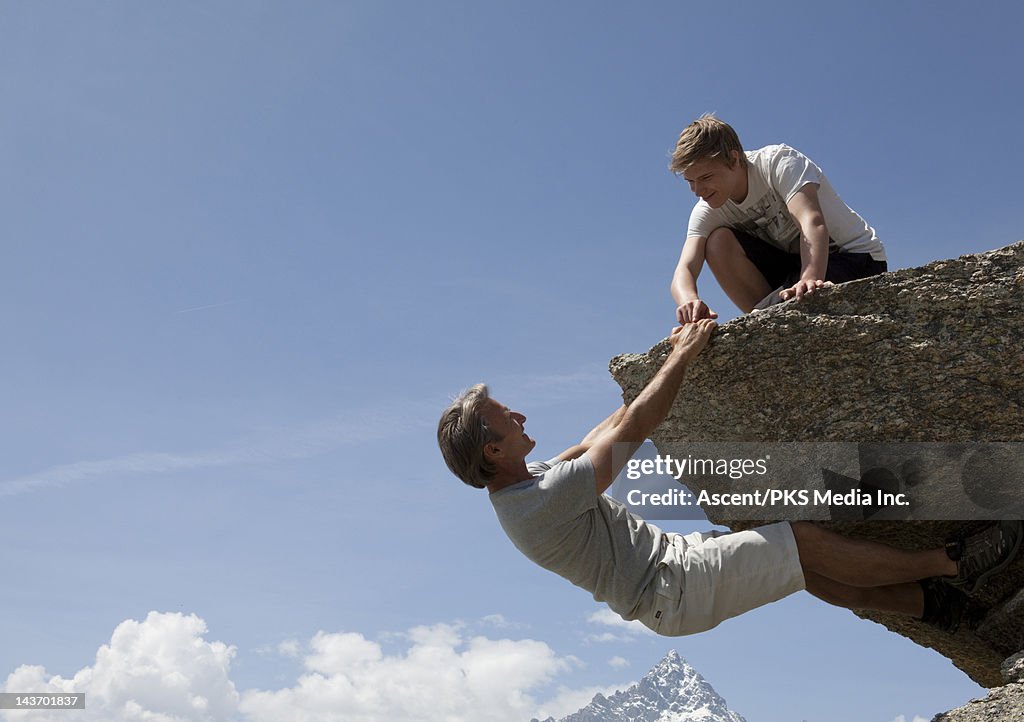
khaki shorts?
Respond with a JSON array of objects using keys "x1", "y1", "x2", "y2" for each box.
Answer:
[{"x1": 642, "y1": 522, "x2": 806, "y2": 636}]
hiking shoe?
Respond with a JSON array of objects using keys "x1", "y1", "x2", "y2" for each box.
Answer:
[
  {"x1": 944, "y1": 520, "x2": 1024, "y2": 594},
  {"x1": 919, "y1": 577, "x2": 967, "y2": 633}
]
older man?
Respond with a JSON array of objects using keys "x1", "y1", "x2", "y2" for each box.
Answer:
[{"x1": 437, "y1": 321, "x2": 1021, "y2": 635}]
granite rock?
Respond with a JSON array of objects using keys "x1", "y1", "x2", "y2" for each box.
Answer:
[
  {"x1": 930, "y1": 679, "x2": 1024, "y2": 721},
  {"x1": 927, "y1": 650, "x2": 1024, "y2": 720},
  {"x1": 1001, "y1": 650, "x2": 1024, "y2": 684},
  {"x1": 609, "y1": 242, "x2": 1024, "y2": 689}
]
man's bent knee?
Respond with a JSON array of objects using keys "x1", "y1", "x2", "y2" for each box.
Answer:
[
  {"x1": 704, "y1": 227, "x2": 740, "y2": 266},
  {"x1": 790, "y1": 521, "x2": 824, "y2": 570}
]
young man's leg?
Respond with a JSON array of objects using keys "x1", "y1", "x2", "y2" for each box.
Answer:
[
  {"x1": 821, "y1": 251, "x2": 888, "y2": 284},
  {"x1": 703, "y1": 227, "x2": 775, "y2": 312}
]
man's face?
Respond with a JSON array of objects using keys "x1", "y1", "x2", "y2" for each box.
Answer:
[
  {"x1": 682, "y1": 153, "x2": 745, "y2": 208},
  {"x1": 482, "y1": 398, "x2": 536, "y2": 463}
]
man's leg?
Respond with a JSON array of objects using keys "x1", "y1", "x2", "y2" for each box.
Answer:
[
  {"x1": 790, "y1": 521, "x2": 955, "y2": 588},
  {"x1": 704, "y1": 227, "x2": 774, "y2": 312},
  {"x1": 804, "y1": 572, "x2": 970, "y2": 633},
  {"x1": 793, "y1": 520, "x2": 1024, "y2": 592},
  {"x1": 794, "y1": 523, "x2": 959, "y2": 631},
  {"x1": 804, "y1": 571, "x2": 923, "y2": 616},
  {"x1": 822, "y1": 251, "x2": 888, "y2": 284},
  {"x1": 793, "y1": 521, "x2": 1022, "y2": 633}
]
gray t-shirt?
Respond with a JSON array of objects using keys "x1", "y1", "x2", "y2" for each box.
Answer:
[
  {"x1": 489, "y1": 454, "x2": 665, "y2": 620},
  {"x1": 687, "y1": 144, "x2": 886, "y2": 261}
]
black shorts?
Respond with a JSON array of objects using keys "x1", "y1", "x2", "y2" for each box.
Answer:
[{"x1": 734, "y1": 230, "x2": 887, "y2": 290}]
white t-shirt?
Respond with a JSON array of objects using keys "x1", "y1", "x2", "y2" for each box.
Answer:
[
  {"x1": 686, "y1": 144, "x2": 886, "y2": 261},
  {"x1": 489, "y1": 455, "x2": 664, "y2": 621}
]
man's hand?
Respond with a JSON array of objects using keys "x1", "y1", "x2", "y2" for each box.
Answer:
[
  {"x1": 585, "y1": 318, "x2": 717, "y2": 494},
  {"x1": 669, "y1": 318, "x2": 717, "y2": 359},
  {"x1": 779, "y1": 279, "x2": 833, "y2": 301},
  {"x1": 675, "y1": 299, "x2": 718, "y2": 324}
]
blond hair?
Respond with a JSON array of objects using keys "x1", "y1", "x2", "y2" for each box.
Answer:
[
  {"x1": 437, "y1": 383, "x2": 499, "y2": 489},
  {"x1": 669, "y1": 114, "x2": 745, "y2": 175}
]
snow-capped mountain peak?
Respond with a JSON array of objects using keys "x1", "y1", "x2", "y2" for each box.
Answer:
[{"x1": 533, "y1": 649, "x2": 745, "y2": 722}]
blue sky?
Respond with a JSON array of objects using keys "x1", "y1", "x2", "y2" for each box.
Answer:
[{"x1": 1, "y1": 2, "x2": 1020, "y2": 721}]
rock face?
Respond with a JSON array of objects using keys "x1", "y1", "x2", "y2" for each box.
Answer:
[
  {"x1": 931, "y1": 684, "x2": 1024, "y2": 722},
  {"x1": 609, "y1": 242, "x2": 1024, "y2": 689},
  {"x1": 931, "y1": 652, "x2": 1024, "y2": 721},
  {"x1": 532, "y1": 650, "x2": 745, "y2": 722}
]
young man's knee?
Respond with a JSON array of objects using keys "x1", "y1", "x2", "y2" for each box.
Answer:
[{"x1": 704, "y1": 227, "x2": 740, "y2": 265}]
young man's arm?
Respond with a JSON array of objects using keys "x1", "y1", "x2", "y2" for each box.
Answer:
[
  {"x1": 780, "y1": 184, "x2": 830, "y2": 301},
  {"x1": 671, "y1": 236, "x2": 719, "y2": 323},
  {"x1": 584, "y1": 320, "x2": 716, "y2": 494}
]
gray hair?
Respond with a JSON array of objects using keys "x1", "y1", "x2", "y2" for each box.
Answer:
[{"x1": 437, "y1": 383, "x2": 499, "y2": 489}]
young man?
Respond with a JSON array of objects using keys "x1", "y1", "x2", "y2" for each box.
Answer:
[
  {"x1": 437, "y1": 321, "x2": 1022, "y2": 636},
  {"x1": 669, "y1": 115, "x2": 888, "y2": 322}
]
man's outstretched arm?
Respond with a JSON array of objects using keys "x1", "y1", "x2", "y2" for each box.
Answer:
[
  {"x1": 585, "y1": 320, "x2": 716, "y2": 494},
  {"x1": 555, "y1": 405, "x2": 628, "y2": 462}
]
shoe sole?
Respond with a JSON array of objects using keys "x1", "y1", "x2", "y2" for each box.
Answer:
[{"x1": 964, "y1": 520, "x2": 1024, "y2": 595}]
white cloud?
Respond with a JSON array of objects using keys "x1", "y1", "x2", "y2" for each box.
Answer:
[
  {"x1": 1, "y1": 612, "x2": 614, "y2": 722},
  {"x1": 479, "y1": 613, "x2": 529, "y2": 631},
  {"x1": 241, "y1": 622, "x2": 576, "y2": 722},
  {"x1": 890, "y1": 716, "x2": 928, "y2": 722},
  {"x1": 303, "y1": 631, "x2": 384, "y2": 676},
  {"x1": 608, "y1": 656, "x2": 630, "y2": 669},
  {"x1": 531, "y1": 682, "x2": 630, "y2": 721},
  {"x1": 584, "y1": 632, "x2": 632, "y2": 644},
  {"x1": 583, "y1": 609, "x2": 652, "y2": 642},
  {"x1": 587, "y1": 608, "x2": 646, "y2": 630},
  {"x1": 1, "y1": 612, "x2": 239, "y2": 722}
]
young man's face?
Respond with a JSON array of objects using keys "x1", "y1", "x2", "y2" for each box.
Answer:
[
  {"x1": 482, "y1": 398, "x2": 536, "y2": 463},
  {"x1": 682, "y1": 152, "x2": 746, "y2": 208}
]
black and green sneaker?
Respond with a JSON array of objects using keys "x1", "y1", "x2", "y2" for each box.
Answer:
[
  {"x1": 944, "y1": 520, "x2": 1024, "y2": 595},
  {"x1": 919, "y1": 577, "x2": 967, "y2": 633}
]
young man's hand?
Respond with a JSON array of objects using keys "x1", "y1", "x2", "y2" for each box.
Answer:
[
  {"x1": 779, "y1": 279, "x2": 833, "y2": 301},
  {"x1": 585, "y1": 318, "x2": 717, "y2": 493},
  {"x1": 669, "y1": 318, "x2": 717, "y2": 360},
  {"x1": 675, "y1": 299, "x2": 719, "y2": 324}
]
